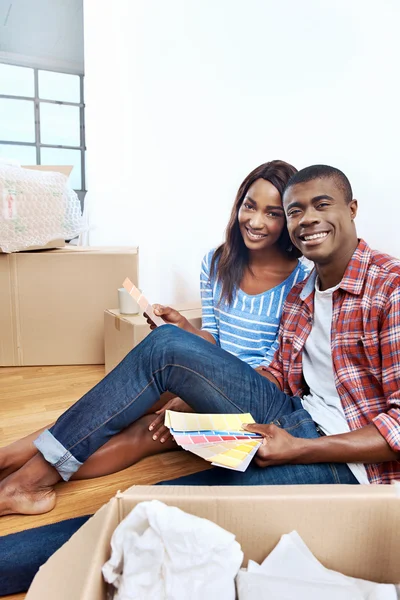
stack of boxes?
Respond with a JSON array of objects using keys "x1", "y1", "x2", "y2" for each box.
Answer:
[
  {"x1": 0, "y1": 165, "x2": 201, "y2": 370},
  {"x1": 0, "y1": 246, "x2": 202, "y2": 369}
]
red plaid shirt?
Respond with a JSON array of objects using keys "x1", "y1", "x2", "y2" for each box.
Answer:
[{"x1": 268, "y1": 239, "x2": 400, "y2": 484}]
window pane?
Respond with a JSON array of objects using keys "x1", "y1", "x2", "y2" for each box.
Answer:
[
  {"x1": 40, "y1": 103, "x2": 80, "y2": 147},
  {"x1": 0, "y1": 98, "x2": 35, "y2": 142},
  {"x1": 0, "y1": 144, "x2": 37, "y2": 165},
  {"x1": 40, "y1": 147, "x2": 82, "y2": 190},
  {"x1": 0, "y1": 63, "x2": 34, "y2": 97},
  {"x1": 38, "y1": 71, "x2": 80, "y2": 103}
]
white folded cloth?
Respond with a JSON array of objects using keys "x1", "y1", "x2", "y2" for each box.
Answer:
[
  {"x1": 102, "y1": 499, "x2": 243, "y2": 600},
  {"x1": 236, "y1": 530, "x2": 397, "y2": 600}
]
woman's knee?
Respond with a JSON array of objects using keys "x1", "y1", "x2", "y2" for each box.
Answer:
[{"x1": 145, "y1": 324, "x2": 194, "y2": 361}]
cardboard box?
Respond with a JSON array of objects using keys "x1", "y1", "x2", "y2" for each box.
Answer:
[
  {"x1": 0, "y1": 246, "x2": 138, "y2": 366},
  {"x1": 26, "y1": 484, "x2": 400, "y2": 599},
  {"x1": 104, "y1": 307, "x2": 202, "y2": 373},
  {"x1": 0, "y1": 166, "x2": 74, "y2": 254}
]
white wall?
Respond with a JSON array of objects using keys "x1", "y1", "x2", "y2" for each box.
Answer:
[{"x1": 83, "y1": 0, "x2": 400, "y2": 305}]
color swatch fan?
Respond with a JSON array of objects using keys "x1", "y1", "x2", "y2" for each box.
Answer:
[
  {"x1": 122, "y1": 278, "x2": 165, "y2": 326},
  {"x1": 164, "y1": 411, "x2": 262, "y2": 472}
]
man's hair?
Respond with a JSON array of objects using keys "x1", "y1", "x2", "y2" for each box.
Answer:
[{"x1": 284, "y1": 165, "x2": 353, "y2": 204}]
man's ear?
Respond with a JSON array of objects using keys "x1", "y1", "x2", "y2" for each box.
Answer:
[{"x1": 349, "y1": 199, "x2": 358, "y2": 220}]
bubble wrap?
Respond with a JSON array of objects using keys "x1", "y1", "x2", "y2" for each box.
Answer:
[{"x1": 0, "y1": 164, "x2": 85, "y2": 253}]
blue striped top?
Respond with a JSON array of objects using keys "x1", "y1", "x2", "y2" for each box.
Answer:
[{"x1": 200, "y1": 249, "x2": 310, "y2": 368}]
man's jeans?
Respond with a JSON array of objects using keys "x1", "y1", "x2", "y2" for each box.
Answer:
[{"x1": 35, "y1": 326, "x2": 358, "y2": 485}]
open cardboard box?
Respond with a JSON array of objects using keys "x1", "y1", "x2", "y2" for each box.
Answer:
[
  {"x1": 26, "y1": 484, "x2": 400, "y2": 598},
  {"x1": 0, "y1": 165, "x2": 74, "y2": 254}
]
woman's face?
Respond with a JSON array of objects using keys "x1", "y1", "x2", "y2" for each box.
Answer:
[{"x1": 238, "y1": 178, "x2": 286, "y2": 251}]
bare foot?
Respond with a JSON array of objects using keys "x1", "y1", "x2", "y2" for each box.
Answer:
[
  {"x1": 0, "y1": 455, "x2": 60, "y2": 516},
  {"x1": 0, "y1": 482, "x2": 56, "y2": 516}
]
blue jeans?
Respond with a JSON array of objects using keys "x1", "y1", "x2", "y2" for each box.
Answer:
[{"x1": 35, "y1": 326, "x2": 358, "y2": 485}]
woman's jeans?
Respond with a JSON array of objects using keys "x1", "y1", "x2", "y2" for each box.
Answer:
[{"x1": 34, "y1": 325, "x2": 358, "y2": 485}]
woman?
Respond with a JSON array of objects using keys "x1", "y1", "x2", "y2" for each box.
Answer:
[{"x1": 0, "y1": 160, "x2": 309, "y2": 482}]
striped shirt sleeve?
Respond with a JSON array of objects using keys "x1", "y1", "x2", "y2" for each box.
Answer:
[{"x1": 200, "y1": 251, "x2": 220, "y2": 345}]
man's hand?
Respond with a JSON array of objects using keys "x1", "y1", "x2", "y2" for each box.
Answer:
[
  {"x1": 243, "y1": 423, "x2": 305, "y2": 467},
  {"x1": 144, "y1": 306, "x2": 188, "y2": 331},
  {"x1": 148, "y1": 396, "x2": 192, "y2": 443}
]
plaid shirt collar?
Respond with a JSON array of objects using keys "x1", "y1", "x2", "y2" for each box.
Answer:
[{"x1": 300, "y1": 239, "x2": 371, "y2": 302}]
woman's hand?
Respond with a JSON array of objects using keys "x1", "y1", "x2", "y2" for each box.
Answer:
[
  {"x1": 148, "y1": 396, "x2": 192, "y2": 443},
  {"x1": 144, "y1": 306, "x2": 188, "y2": 331}
]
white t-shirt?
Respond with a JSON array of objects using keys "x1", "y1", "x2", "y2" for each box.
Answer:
[{"x1": 301, "y1": 279, "x2": 370, "y2": 484}]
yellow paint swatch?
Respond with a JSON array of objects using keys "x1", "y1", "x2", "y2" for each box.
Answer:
[
  {"x1": 209, "y1": 441, "x2": 259, "y2": 468},
  {"x1": 165, "y1": 410, "x2": 254, "y2": 432}
]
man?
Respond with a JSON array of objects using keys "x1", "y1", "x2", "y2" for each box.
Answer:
[{"x1": 1, "y1": 165, "x2": 399, "y2": 516}]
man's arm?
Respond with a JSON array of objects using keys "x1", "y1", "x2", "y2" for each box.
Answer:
[
  {"x1": 298, "y1": 424, "x2": 399, "y2": 464},
  {"x1": 245, "y1": 285, "x2": 400, "y2": 467},
  {"x1": 243, "y1": 423, "x2": 399, "y2": 467},
  {"x1": 369, "y1": 285, "x2": 400, "y2": 454}
]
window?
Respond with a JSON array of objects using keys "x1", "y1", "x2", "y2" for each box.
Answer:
[{"x1": 0, "y1": 63, "x2": 86, "y2": 194}]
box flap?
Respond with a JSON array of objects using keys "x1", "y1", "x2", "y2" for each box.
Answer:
[
  {"x1": 0, "y1": 239, "x2": 65, "y2": 254},
  {"x1": 47, "y1": 246, "x2": 138, "y2": 255},
  {"x1": 26, "y1": 497, "x2": 120, "y2": 600},
  {"x1": 22, "y1": 165, "x2": 73, "y2": 178}
]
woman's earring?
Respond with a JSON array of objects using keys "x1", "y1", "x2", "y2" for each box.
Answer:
[{"x1": 286, "y1": 244, "x2": 293, "y2": 253}]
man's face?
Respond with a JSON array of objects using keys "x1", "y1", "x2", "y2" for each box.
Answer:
[{"x1": 283, "y1": 178, "x2": 358, "y2": 264}]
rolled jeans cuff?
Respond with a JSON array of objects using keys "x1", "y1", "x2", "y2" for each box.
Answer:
[{"x1": 33, "y1": 429, "x2": 83, "y2": 482}]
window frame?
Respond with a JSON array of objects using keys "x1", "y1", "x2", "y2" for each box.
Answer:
[{"x1": 0, "y1": 63, "x2": 86, "y2": 193}]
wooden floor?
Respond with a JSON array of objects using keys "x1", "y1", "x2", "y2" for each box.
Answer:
[{"x1": 0, "y1": 365, "x2": 208, "y2": 600}]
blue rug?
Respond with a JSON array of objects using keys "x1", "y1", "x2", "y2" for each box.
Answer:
[{"x1": 0, "y1": 515, "x2": 91, "y2": 596}]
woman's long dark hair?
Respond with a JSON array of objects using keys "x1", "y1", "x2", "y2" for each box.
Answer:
[{"x1": 210, "y1": 160, "x2": 300, "y2": 304}]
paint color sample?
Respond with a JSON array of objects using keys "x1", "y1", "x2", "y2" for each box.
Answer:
[
  {"x1": 165, "y1": 410, "x2": 262, "y2": 471},
  {"x1": 122, "y1": 278, "x2": 165, "y2": 327}
]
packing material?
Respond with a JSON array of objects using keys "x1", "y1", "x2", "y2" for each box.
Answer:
[{"x1": 0, "y1": 165, "x2": 78, "y2": 253}]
